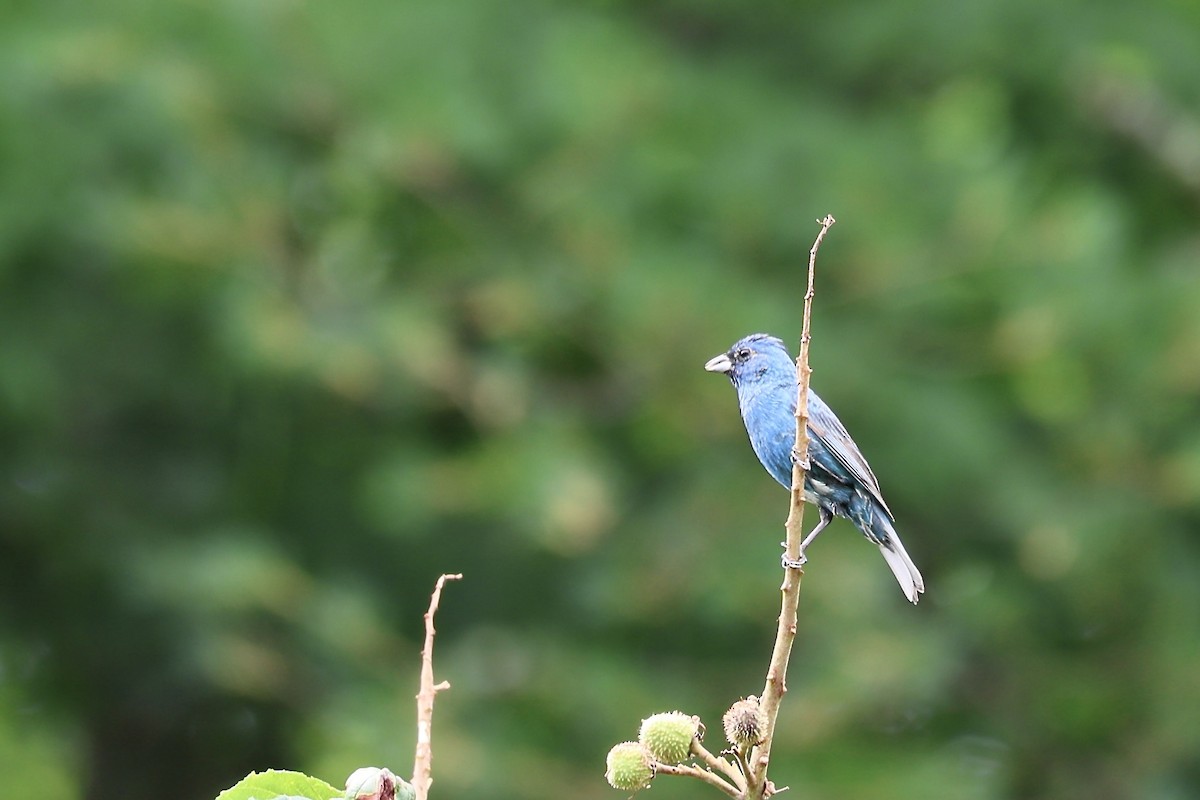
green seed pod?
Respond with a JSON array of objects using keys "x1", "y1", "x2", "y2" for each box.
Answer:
[
  {"x1": 638, "y1": 711, "x2": 700, "y2": 765},
  {"x1": 723, "y1": 697, "x2": 768, "y2": 748},
  {"x1": 605, "y1": 742, "x2": 655, "y2": 791}
]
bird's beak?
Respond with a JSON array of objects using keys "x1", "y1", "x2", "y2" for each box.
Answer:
[{"x1": 704, "y1": 353, "x2": 733, "y2": 374}]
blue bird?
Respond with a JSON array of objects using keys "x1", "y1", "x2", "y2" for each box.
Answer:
[{"x1": 705, "y1": 333, "x2": 924, "y2": 603}]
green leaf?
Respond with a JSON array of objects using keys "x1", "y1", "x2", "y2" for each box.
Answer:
[{"x1": 215, "y1": 770, "x2": 341, "y2": 800}]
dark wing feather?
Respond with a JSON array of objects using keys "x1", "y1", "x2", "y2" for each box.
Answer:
[{"x1": 805, "y1": 390, "x2": 894, "y2": 519}]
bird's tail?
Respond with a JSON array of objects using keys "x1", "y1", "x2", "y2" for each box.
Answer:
[{"x1": 868, "y1": 504, "x2": 925, "y2": 604}]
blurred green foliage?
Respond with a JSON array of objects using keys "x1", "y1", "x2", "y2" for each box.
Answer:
[{"x1": 2, "y1": 1, "x2": 1199, "y2": 799}]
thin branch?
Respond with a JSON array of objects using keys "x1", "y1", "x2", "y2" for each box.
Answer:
[
  {"x1": 655, "y1": 762, "x2": 742, "y2": 799},
  {"x1": 747, "y1": 215, "x2": 835, "y2": 797},
  {"x1": 692, "y1": 738, "x2": 746, "y2": 792},
  {"x1": 412, "y1": 573, "x2": 463, "y2": 800},
  {"x1": 733, "y1": 749, "x2": 753, "y2": 791}
]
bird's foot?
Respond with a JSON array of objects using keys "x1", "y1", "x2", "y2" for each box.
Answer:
[
  {"x1": 790, "y1": 447, "x2": 811, "y2": 471},
  {"x1": 780, "y1": 547, "x2": 807, "y2": 570}
]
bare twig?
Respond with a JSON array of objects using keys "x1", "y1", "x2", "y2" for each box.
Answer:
[
  {"x1": 413, "y1": 573, "x2": 463, "y2": 800},
  {"x1": 692, "y1": 738, "x2": 747, "y2": 792},
  {"x1": 747, "y1": 215, "x2": 835, "y2": 798},
  {"x1": 655, "y1": 762, "x2": 742, "y2": 799},
  {"x1": 732, "y1": 748, "x2": 753, "y2": 790}
]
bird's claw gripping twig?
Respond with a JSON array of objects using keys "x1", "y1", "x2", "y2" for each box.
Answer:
[
  {"x1": 790, "y1": 447, "x2": 810, "y2": 471},
  {"x1": 780, "y1": 547, "x2": 807, "y2": 570}
]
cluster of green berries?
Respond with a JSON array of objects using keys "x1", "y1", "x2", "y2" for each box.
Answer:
[
  {"x1": 605, "y1": 697, "x2": 768, "y2": 792},
  {"x1": 605, "y1": 711, "x2": 699, "y2": 791}
]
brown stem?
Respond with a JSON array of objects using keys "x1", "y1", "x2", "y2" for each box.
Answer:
[
  {"x1": 747, "y1": 215, "x2": 835, "y2": 798},
  {"x1": 412, "y1": 573, "x2": 463, "y2": 800}
]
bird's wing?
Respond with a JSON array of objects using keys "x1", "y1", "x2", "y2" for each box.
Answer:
[{"x1": 805, "y1": 390, "x2": 894, "y2": 519}]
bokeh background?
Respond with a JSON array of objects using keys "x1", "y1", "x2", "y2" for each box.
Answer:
[{"x1": 3, "y1": 1, "x2": 1199, "y2": 799}]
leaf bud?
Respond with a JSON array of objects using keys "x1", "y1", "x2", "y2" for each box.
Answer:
[{"x1": 344, "y1": 767, "x2": 414, "y2": 800}]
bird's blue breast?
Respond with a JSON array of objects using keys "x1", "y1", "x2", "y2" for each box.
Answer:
[{"x1": 741, "y1": 383, "x2": 795, "y2": 488}]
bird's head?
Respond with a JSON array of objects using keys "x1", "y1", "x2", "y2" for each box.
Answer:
[{"x1": 703, "y1": 333, "x2": 793, "y2": 388}]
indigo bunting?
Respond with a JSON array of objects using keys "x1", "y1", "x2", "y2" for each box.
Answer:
[{"x1": 705, "y1": 333, "x2": 924, "y2": 603}]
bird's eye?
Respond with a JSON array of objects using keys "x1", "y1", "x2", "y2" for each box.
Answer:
[{"x1": 735, "y1": 348, "x2": 751, "y2": 361}]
